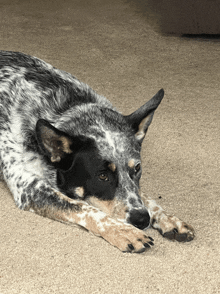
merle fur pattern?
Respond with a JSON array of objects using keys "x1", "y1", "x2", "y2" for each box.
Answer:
[{"x1": 0, "y1": 51, "x2": 194, "y2": 253}]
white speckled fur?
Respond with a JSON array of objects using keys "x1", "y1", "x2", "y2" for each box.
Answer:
[{"x1": 0, "y1": 51, "x2": 194, "y2": 252}]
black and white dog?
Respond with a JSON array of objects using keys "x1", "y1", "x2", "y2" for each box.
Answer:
[{"x1": 0, "y1": 51, "x2": 194, "y2": 253}]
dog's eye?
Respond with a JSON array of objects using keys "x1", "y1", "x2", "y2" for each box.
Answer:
[
  {"x1": 99, "y1": 173, "x2": 109, "y2": 181},
  {"x1": 134, "y1": 163, "x2": 141, "y2": 174}
]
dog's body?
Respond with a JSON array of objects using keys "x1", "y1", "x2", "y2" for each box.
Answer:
[{"x1": 0, "y1": 51, "x2": 194, "y2": 252}]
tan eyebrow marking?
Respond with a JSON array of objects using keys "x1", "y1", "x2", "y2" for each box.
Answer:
[
  {"x1": 108, "y1": 162, "x2": 116, "y2": 172},
  {"x1": 128, "y1": 159, "x2": 135, "y2": 169}
]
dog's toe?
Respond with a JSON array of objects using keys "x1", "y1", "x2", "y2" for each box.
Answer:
[
  {"x1": 113, "y1": 226, "x2": 154, "y2": 253},
  {"x1": 162, "y1": 229, "x2": 176, "y2": 240},
  {"x1": 163, "y1": 229, "x2": 189, "y2": 242},
  {"x1": 125, "y1": 236, "x2": 154, "y2": 253}
]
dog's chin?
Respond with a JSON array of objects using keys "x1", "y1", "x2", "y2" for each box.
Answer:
[
  {"x1": 85, "y1": 196, "x2": 128, "y2": 220},
  {"x1": 85, "y1": 196, "x2": 151, "y2": 231}
]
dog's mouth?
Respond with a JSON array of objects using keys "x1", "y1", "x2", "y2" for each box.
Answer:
[
  {"x1": 86, "y1": 196, "x2": 150, "y2": 230},
  {"x1": 86, "y1": 196, "x2": 128, "y2": 220}
]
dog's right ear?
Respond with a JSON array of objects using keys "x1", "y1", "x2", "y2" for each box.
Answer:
[
  {"x1": 36, "y1": 119, "x2": 73, "y2": 164},
  {"x1": 36, "y1": 119, "x2": 94, "y2": 167}
]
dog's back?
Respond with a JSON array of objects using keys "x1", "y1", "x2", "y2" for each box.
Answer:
[{"x1": 0, "y1": 51, "x2": 114, "y2": 132}]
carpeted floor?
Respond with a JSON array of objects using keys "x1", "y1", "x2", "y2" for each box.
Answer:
[{"x1": 0, "y1": 1, "x2": 219, "y2": 293}]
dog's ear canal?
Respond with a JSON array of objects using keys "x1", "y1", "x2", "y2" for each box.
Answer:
[
  {"x1": 124, "y1": 89, "x2": 164, "y2": 143},
  {"x1": 36, "y1": 119, "x2": 73, "y2": 164}
]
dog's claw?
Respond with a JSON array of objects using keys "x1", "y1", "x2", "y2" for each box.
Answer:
[
  {"x1": 127, "y1": 244, "x2": 135, "y2": 251},
  {"x1": 126, "y1": 236, "x2": 154, "y2": 253},
  {"x1": 113, "y1": 225, "x2": 154, "y2": 253},
  {"x1": 161, "y1": 219, "x2": 195, "y2": 242}
]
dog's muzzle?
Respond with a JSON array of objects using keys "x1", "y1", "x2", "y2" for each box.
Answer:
[{"x1": 128, "y1": 208, "x2": 150, "y2": 230}]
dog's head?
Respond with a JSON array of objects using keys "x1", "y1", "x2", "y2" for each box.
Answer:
[{"x1": 36, "y1": 89, "x2": 164, "y2": 230}]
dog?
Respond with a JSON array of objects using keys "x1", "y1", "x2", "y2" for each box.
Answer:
[{"x1": 0, "y1": 51, "x2": 194, "y2": 253}]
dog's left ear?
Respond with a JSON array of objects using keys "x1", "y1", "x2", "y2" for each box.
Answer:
[
  {"x1": 36, "y1": 119, "x2": 73, "y2": 163},
  {"x1": 124, "y1": 89, "x2": 164, "y2": 143}
]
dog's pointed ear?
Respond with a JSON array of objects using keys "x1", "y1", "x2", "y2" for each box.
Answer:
[
  {"x1": 36, "y1": 119, "x2": 73, "y2": 163},
  {"x1": 124, "y1": 89, "x2": 164, "y2": 143}
]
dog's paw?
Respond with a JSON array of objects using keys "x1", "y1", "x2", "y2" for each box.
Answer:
[
  {"x1": 158, "y1": 215, "x2": 195, "y2": 242},
  {"x1": 102, "y1": 222, "x2": 154, "y2": 253}
]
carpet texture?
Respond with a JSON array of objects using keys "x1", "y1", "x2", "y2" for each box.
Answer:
[{"x1": 0, "y1": 1, "x2": 219, "y2": 293}]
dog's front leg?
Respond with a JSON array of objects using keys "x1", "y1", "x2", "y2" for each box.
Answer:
[
  {"x1": 20, "y1": 181, "x2": 154, "y2": 253},
  {"x1": 145, "y1": 200, "x2": 195, "y2": 242}
]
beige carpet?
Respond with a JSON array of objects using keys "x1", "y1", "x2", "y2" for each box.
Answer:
[{"x1": 0, "y1": 1, "x2": 220, "y2": 293}]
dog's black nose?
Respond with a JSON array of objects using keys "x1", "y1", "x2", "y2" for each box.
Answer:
[{"x1": 128, "y1": 209, "x2": 150, "y2": 230}]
